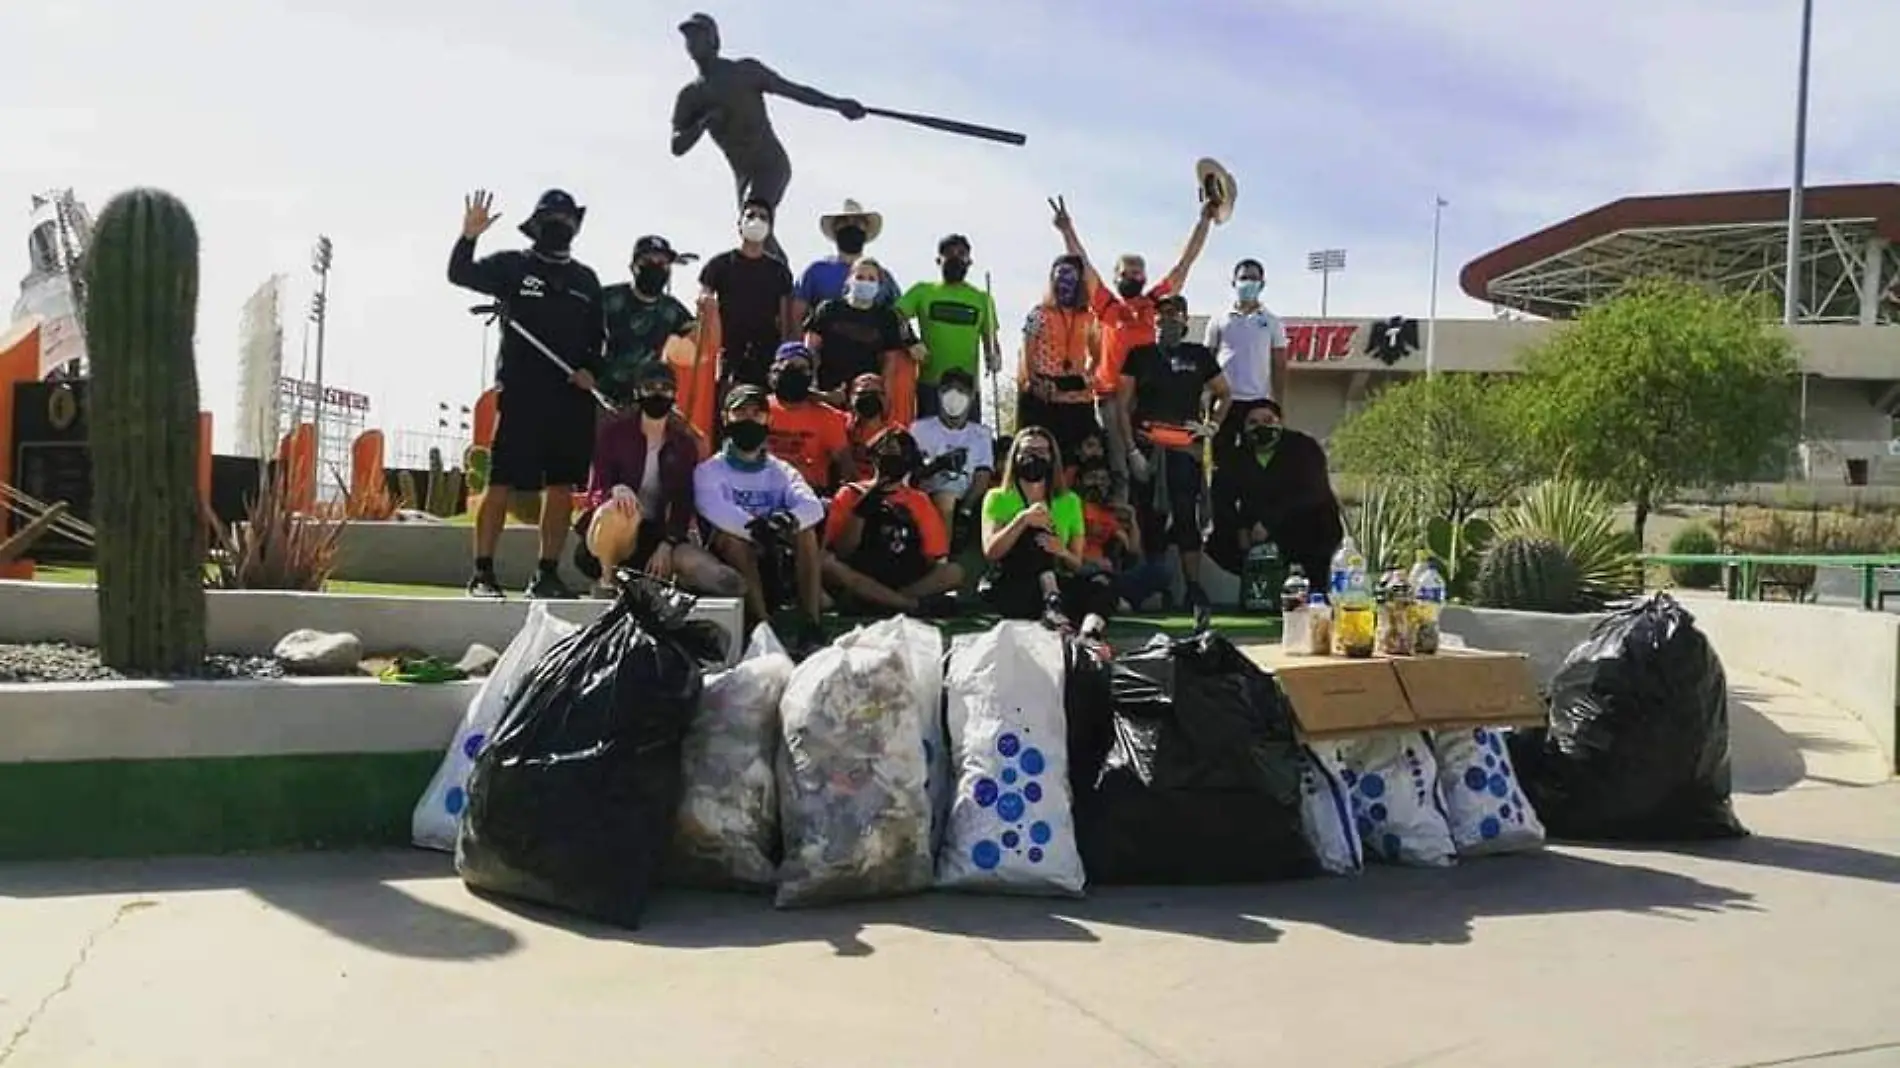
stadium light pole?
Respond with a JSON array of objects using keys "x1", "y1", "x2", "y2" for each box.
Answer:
[
  {"x1": 1784, "y1": 0, "x2": 1814, "y2": 472},
  {"x1": 1426, "y1": 197, "x2": 1448, "y2": 377},
  {"x1": 308, "y1": 236, "x2": 334, "y2": 461},
  {"x1": 1306, "y1": 248, "x2": 1347, "y2": 318}
]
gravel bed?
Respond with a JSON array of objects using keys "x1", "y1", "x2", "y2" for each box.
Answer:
[{"x1": 0, "y1": 642, "x2": 285, "y2": 684}]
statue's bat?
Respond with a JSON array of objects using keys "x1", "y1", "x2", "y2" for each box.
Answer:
[{"x1": 864, "y1": 107, "x2": 1027, "y2": 147}]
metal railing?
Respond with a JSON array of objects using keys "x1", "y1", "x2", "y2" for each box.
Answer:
[{"x1": 1642, "y1": 552, "x2": 1900, "y2": 610}]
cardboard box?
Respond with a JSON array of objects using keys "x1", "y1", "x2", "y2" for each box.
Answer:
[{"x1": 1246, "y1": 645, "x2": 1545, "y2": 740}]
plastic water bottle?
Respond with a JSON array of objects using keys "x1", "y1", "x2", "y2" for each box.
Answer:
[
  {"x1": 1279, "y1": 565, "x2": 1310, "y2": 652},
  {"x1": 1328, "y1": 537, "x2": 1357, "y2": 599},
  {"x1": 1334, "y1": 547, "x2": 1375, "y2": 658},
  {"x1": 1409, "y1": 549, "x2": 1446, "y2": 655}
]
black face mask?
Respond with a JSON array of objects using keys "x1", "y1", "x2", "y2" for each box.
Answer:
[
  {"x1": 638, "y1": 394, "x2": 674, "y2": 419},
  {"x1": 633, "y1": 264, "x2": 669, "y2": 296},
  {"x1": 1081, "y1": 485, "x2": 1109, "y2": 503},
  {"x1": 727, "y1": 420, "x2": 769, "y2": 452},
  {"x1": 1116, "y1": 277, "x2": 1145, "y2": 299},
  {"x1": 941, "y1": 259, "x2": 970, "y2": 284},
  {"x1": 1158, "y1": 320, "x2": 1188, "y2": 347},
  {"x1": 853, "y1": 394, "x2": 884, "y2": 419},
  {"x1": 774, "y1": 369, "x2": 813, "y2": 403},
  {"x1": 532, "y1": 218, "x2": 576, "y2": 254},
  {"x1": 1016, "y1": 456, "x2": 1052, "y2": 484},
  {"x1": 834, "y1": 225, "x2": 867, "y2": 255},
  {"x1": 1249, "y1": 425, "x2": 1282, "y2": 450},
  {"x1": 875, "y1": 454, "x2": 910, "y2": 482}
]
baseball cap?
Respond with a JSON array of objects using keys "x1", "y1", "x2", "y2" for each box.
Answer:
[
  {"x1": 937, "y1": 233, "x2": 971, "y2": 256},
  {"x1": 850, "y1": 372, "x2": 884, "y2": 395},
  {"x1": 773, "y1": 341, "x2": 815, "y2": 366},
  {"x1": 724, "y1": 384, "x2": 768, "y2": 413},
  {"x1": 633, "y1": 361, "x2": 677, "y2": 387},
  {"x1": 1156, "y1": 293, "x2": 1188, "y2": 314},
  {"x1": 938, "y1": 367, "x2": 976, "y2": 390},
  {"x1": 678, "y1": 12, "x2": 717, "y2": 35},
  {"x1": 632, "y1": 235, "x2": 682, "y2": 263}
]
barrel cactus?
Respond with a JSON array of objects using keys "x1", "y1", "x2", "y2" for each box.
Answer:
[
  {"x1": 1475, "y1": 534, "x2": 1584, "y2": 614},
  {"x1": 84, "y1": 188, "x2": 208, "y2": 674}
]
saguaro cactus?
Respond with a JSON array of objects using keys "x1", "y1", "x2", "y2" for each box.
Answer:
[{"x1": 85, "y1": 188, "x2": 208, "y2": 674}]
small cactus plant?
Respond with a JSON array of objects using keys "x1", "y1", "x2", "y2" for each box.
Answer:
[
  {"x1": 1475, "y1": 534, "x2": 1584, "y2": 614},
  {"x1": 84, "y1": 188, "x2": 208, "y2": 674},
  {"x1": 463, "y1": 444, "x2": 491, "y2": 498}
]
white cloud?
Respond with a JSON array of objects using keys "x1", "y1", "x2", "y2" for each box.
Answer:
[{"x1": 1, "y1": 0, "x2": 1895, "y2": 450}]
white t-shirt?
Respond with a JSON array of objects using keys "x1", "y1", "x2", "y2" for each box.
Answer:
[
  {"x1": 911, "y1": 416, "x2": 995, "y2": 496},
  {"x1": 693, "y1": 451, "x2": 826, "y2": 541},
  {"x1": 1206, "y1": 306, "x2": 1289, "y2": 403}
]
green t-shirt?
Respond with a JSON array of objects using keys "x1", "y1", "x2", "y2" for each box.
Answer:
[
  {"x1": 896, "y1": 280, "x2": 996, "y2": 384},
  {"x1": 983, "y1": 487, "x2": 1086, "y2": 545}
]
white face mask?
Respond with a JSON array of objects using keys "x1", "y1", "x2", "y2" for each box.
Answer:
[
  {"x1": 846, "y1": 278, "x2": 880, "y2": 307},
  {"x1": 739, "y1": 218, "x2": 771, "y2": 244},
  {"x1": 939, "y1": 390, "x2": 971, "y2": 419}
]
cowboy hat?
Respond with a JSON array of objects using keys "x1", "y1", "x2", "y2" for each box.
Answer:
[
  {"x1": 1195, "y1": 158, "x2": 1238, "y2": 225},
  {"x1": 819, "y1": 199, "x2": 884, "y2": 244}
]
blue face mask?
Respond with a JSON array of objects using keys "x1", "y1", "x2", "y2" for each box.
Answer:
[
  {"x1": 1235, "y1": 279, "x2": 1265, "y2": 302},
  {"x1": 1053, "y1": 270, "x2": 1083, "y2": 307},
  {"x1": 846, "y1": 278, "x2": 880, "y2": 306}
]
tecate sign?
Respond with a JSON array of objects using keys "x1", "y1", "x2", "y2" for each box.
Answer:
[
  {"x1": 1286, "y1": 323, "x2": 1359, "y2": 362},
  {"x1": 277, "y1": 377, "x2": 370, "y2": 411}
]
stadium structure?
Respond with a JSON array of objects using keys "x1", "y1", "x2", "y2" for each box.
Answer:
[{"x1": 1260, "y1": 182, "x2": 1900, "y2": 484}]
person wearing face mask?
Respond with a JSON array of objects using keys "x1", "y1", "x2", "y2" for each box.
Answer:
[
  {"x1": 447, "y1": 187, "x2": 604, "y2": 601},
  {"x1": 793, "y1": 199, "x2": 902, "y2": 323},
  {"x1": 1074, "y1": 459, "x2": 1173, "y2": 611},
  {"x1": 821, "y1": 427, "x2": 965, "y2": 615},
  {"x1": 1118, "y1": 294, "x2": 1231, "y2": 611},
  {"x1": 1018, "y1": 253, "x2": 1103, "y2": 464},
  {"x1": 801, "y1": 256, "x2": 919, "y2": 407},
  {"x1": 1207, "y1": 258, "x2": 1291, "y2": 447},
  {"x1": 895, "y1": 234, "x2": 1001, "y2": 421},
  {"x1": 1207, "y1": 398, "x2": 1342, "y2": 595},
  {"x1": 979, "y1": 427, "x2": 1117, "y2": 631},
  {"x1": 1047, "y1": 193, "x2": 1217, "y2": 502},
  {"x1": 599, "y1": 235, "x2": 698, "y2": 410},
  {"x1": 695, "y1": 385, "x2": 829, "y2": 650},
  {"x1": 909, "y1": 367, "x2": 995, "y2": 542},
  {"x1": 573, "y1": 362, "x2": 739, "y2": 597},
  {"x1": 697, "y1": 198, "x2": 796, "y2": 393},
  {"x1": 763, "y1": 342, "x2": 853, "y2": 494},
  {"x1": 843, "y1": 373, "x2": 893, "y2": 480}
]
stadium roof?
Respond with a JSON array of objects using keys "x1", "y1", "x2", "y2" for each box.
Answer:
[{"x1": 1461, "y1": 182, "x2": 1900, "y2": 323}]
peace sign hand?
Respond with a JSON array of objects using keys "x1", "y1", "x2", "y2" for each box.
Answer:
[
  {"x1": 462, "y1": 189, "x2": 502, "y2": 239},
  {"x1": 1048, "y1": 195, "x2": 1073, "y2": 233}
]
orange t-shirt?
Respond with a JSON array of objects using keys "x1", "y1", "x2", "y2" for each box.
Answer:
[
  {"x1": 1082, "y1": 501, "x2": 1123, "y2": 565},
  {"x1": 847, "y1": 416, "x2": 890, "y2": 481},
  {"x1": 767, "y1": 397, "x2": 848, "y2": 490},
  {"x1": 1091, "y1": 278, "x2": 1175, "y2": 396},
  {"x1": 824, "y1": 482, "x2": 949, "y2": 559}
]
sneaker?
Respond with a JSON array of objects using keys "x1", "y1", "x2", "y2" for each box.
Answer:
[
  {"x1": 466, "y1": 572, "x2": 505, "y2": 600},
  {"x1": 526, "y1": 571, "x2": 579, "y2": 601},
  {"x1": 1185, "y1": 580, "x2": 1211, "y2": 612},
  {"x1": 1040, "y1": 594, "x2": 1073, "y2": 634}
]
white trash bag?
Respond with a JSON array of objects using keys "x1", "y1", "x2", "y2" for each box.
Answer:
[
  {"x1": 835, "y1": 616, "x2": 950, "y2": 849},
  {"x1": 411, "y1": 603, "x2": 579, "y2": 852},
  {"x1": 775, "y1": 640, "x2": 934, "y2": 908},
  {"x1": 1327, "y1": 732, "x2": 1457, "y2": 868},
  {"x1": 937, "y1": 623, "x2": 1084, "y2": 896},
  {"x1": 1428, "y1": 727, "x2": 1546, "y2": 856},
  {"x1": 670, "y1": 625, "x2": 795, "y2": 888},
  {"x1": 1298, "y1": 744, "x2": 1364, "y2": 876}
]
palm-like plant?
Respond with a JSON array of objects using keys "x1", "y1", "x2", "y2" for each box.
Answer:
[
  {"x1": 1492, "y1": 478, "x2": 1641, "y2": 606},
  {"x1": 1345, "y1": 481, "x2": 1423, "y2": 575}
]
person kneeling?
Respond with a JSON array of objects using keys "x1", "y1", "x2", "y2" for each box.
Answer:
[
  {"x1": 822, "y1": 427, "x2": 964, "y2": 616},
  {"x1": 693, "y1": 385, "x2": 828, "y2": 649},
  {"x1": 573, "y1": 362, "x2": 743, "y2": 597},
  {"x1": 978, "y1": 426, "x2": 1116, "y2": 631}
]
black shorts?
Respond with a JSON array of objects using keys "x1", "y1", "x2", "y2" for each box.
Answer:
[{"x1": 489, "y1": 389, "x2": 595, "y2": 491}]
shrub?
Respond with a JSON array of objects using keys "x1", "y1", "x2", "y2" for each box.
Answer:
[
  {"x1": 1491, "y1": 479, "x2": 1640, "y2": 608},
  {"x1": 1665, "y1": 524, "x2": 1722, "y2": 588},
  {"x1": 207, "y1": 465, "x2": 346, "y2": 591}
]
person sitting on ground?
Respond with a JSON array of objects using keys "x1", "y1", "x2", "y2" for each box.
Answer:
[
  {"x1": 1064, "y1": 426, "x2": 1109, "y2": 489},
  {"x1": 695, "y1": 385, "x2": 828, "y2": 646},
  {"x1": 802, "y1": 256, "x2": 919, "y2": 408},
  {"x1": 909, "y1": 367, "x2": 995, "y2": 546},
  {"x1": 574, "y1": 362, "x2": 741, "y2": 598},
  {"x1": 979, "y1": 426, "x2": 1117, "y2": 630},
  {"x1": 599, "y1": 235, "x2": 697, "y2": 409},
  {"x1": 764, "y1": 341, "x2": 854, "y2": 495},
  {"x1": 1207, "y1": 398, "x2": 1344, "y2": 589},
  {"x1": 844, "y1": 372, "x2": 893, "y2": 480},
  {"x1": 822, "y1": 427, "x2": 966, "y2": 616},
  {"x1": 1075, "y1": 459, "x2": 1172, "y2": 612},
  {"x1": 1118, "y1": 292, "x2": 1230, "y2": 611}
]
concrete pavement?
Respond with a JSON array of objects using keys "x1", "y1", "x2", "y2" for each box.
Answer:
[{"x1": 2, "y1": 670, "x2": 1896, "y2": 1068}]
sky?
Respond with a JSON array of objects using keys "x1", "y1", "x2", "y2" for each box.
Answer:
[{"x1": 2, "y1": 0, "x2": 1897, "y2": 453}]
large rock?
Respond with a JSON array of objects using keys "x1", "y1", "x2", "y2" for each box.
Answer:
[
  {"x1": 273, "y1": 629, "x2": 364, "y2": 676},
  {"x1": 455, "y1": 643, "x2": 500, "y2": 678}
]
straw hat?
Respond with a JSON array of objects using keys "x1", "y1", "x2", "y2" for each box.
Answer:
[
  {"x1": 819, "y1": 199, "x2": 884, "y2": 244},
  {"x1": 1195, "y1": 158, "x2": 1238, "y2": 225}
]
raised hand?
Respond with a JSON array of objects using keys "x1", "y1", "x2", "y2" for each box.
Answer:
[
  {"x1": 462, "y1": 189, "x2": 501, "y2": 239},
  {"x1": 1048, "y1": 195, "x2": 1073, "y2": 233}
]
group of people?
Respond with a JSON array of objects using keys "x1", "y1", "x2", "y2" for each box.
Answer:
[{"x1": 446, "y1": 181, "x2": 1344, "y2": 651}]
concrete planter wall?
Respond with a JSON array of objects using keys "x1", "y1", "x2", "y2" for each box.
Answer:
[
  {"x1": 1438, "y1": 606, "x2": 1605, "y2": 692},
  {"x1": 0, "y1": 580, "x2": 744, "y2": 665},
  {"x1": 331, "y1": 521, "x2": 590, "y2": 590}
]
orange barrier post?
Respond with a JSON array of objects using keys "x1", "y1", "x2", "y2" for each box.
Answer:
[
  {"x1": 277, "y1": 423, "x2": 317, "y2": 513},
  {"x1": 883, "y1": 350, "x2": 918, "y2": 428},
  {"x1": 673, "y1": 307, "x2": 721, "y2": 441},
  {"x1": 0, "y1": 322, "x2": 40, "y2": 579},
  {"x1": 197, "y1": 412, "x2": 213, "y2": 511},
  {"x1": 472, "y1": 389, "x2": 500, "y2": 448},
  {"x1": 351, "y1": 429, "x2": 385, "y2": 500}
]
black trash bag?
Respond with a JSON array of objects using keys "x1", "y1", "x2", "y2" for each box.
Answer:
[
  {"x1": 1072, "y1": 631, "x2": 1318, "y2": 884},
  {"x1": 1510, "y1": 592, "x2": 1747, "y2": 842},
  {"x1": 455, "y1": 575, "x2": 730, "y2": 927},
  {"x1": 1062, "y1": 636, "x2": 1116, "y2": 801}
]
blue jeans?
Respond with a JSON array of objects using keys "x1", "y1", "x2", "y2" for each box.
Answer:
[{"x1": 1113, "y1": 558, "x2": 1175, "y2": 609}]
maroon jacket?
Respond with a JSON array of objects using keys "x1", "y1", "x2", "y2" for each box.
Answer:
[{"x1": 583, "y1": 415, "x2": 706, "y2": 543}]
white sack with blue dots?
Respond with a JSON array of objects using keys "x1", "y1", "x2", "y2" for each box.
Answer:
[
  {"x1": 1428, "y1": 728, "x2": 1545, "y2": 856},
  {"x1": 1326, "y1": 732, "x2": 1457, "y2": 867}
]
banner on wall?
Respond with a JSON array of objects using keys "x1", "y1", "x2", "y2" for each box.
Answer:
[{"x1": 234, "y1": 274, "x2": 286, "y2": 458}]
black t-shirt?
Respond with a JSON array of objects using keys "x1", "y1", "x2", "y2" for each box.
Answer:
[
  {"x1": 448, "y1": 237, "x2": 604, "y2": 400},
  {"x1": 699, "y1": 249, "x2": 794, "y2": 375},
  {"x1": 1123, "y1": 341, "x2": 1220, "y2": 426},
  {"x1": 803, "y1": 299, "x2": 912, "y2": 392}
]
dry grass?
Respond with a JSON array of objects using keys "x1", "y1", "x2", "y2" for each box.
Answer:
[{"x1": 206, "y1": 467, "x2": 348, "y2": 591}]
